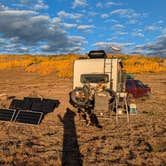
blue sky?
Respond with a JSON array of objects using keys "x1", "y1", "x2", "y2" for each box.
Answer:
[{"x1": 0, "y1": 0, "x2": 165, "y2": 56}]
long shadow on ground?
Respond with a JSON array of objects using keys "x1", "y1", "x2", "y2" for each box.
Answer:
[{"x1": 58, "y1": 108, "x2": 83, "y2": 166}]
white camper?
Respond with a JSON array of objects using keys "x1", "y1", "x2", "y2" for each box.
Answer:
[
  {"x1": 73, "y1": 58, "x2": 124, "y2": 92},
  {"x1": 69, "y1": 50, "x2": 127, "y2": 127}
]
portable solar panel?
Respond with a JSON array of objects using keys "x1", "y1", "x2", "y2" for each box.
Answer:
[
  {"x1": 24, "y1": 97, "x2": 42, "y2": 103},
  {"x1": 9, "y1": 99, "x2": 24, "y2": 110},
  {"x1": 24, "y1": 97, "x2": 43, "y2": 112},
  {"x1": 0, "y1": 109, "x2": 16, "y2": 121},
  {"x1": 42, "y1": 99, "x2": 60, "y2": 108},
  {"x1": 14, "y1": 110, "x2": 43, "y2": 125},
  {"x1": 9, "y1": 99, "x2": 32, "y2": 110},
  {"x1": 42, "y1": 99, "x2": 60, "y2": 113},
  {"x1": 8, "y1": 97, "x2": 60, "y2": 124},
  {"x1": 30, "y1": 101, "x2": 43, "y2": 112},
  {"x1": 24, "y1": 98, "x2": 60, "y2": 113}
]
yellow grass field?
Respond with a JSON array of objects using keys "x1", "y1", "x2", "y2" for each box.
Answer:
[{"x1": 0, "y1": 54, "x2": 165, "y2": 78}]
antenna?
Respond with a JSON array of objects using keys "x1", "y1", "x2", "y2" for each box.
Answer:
[{"x1": 110, "y1": 46, "x2": 121, "y2": 51}]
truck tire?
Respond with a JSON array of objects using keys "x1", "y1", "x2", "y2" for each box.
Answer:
[{"x1": 69, "y1": 87, "x2": 89, "y2": 108}]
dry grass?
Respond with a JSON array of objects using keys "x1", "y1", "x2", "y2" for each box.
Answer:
[
  {"x1": 0, "y1": 69, "x2": 165, "y2": 165},
  {"x1": 0, "y1": 54, "x2": 165, "y2": 77}
]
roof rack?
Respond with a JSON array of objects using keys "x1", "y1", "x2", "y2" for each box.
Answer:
[{"x1": 88, "y1": 50, "x2": 107, "y2": 59}]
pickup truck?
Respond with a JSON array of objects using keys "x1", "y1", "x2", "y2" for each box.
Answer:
[{"x1": 126, "y1": 79, "x2": 151, "y2": 98}]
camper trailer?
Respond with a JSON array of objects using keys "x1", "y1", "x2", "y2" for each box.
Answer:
[
  {"x1": 73, "y1": 51, "x2": 125, "y2": 92},
  {"x1": 69, "y1": 50, "x2": 126, "y2": 127}
]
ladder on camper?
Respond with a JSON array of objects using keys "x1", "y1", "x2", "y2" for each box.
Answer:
[
  {"x1": 115, "y1": 92, "x2": 129, "y2": 123},
  {"x1": 104, "y1": 58, "x2": 113, "y2": 89}
]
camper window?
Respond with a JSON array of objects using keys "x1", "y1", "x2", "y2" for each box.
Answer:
[{"x1": 81, "y1": 74, "x2": 109, "y2": 83}]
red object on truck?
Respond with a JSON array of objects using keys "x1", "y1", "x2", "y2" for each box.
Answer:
[{"x1": 126, "y1": 79, "x2": 151, "y2": 98}]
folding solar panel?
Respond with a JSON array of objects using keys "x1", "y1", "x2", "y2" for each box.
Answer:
[
  {"x1": 7, "y1": 97, "x2": 60, "y2": 125},
  {"x1": 24, "y1": 97, "x2": 43, "y2": 112},
  {"x1": 31, "y1": 101, "x2": 43, "y2": 112},
  {"x1": 9, "y1": 99, "x2": 32, "y2": 110},
  {"x1": 9, "y1": 99, "x2": 24, "y2": 110},
  {"x1": 0, "y1": 109, "x2": 16, "y2": 121},
  {"x1": 14, "y1": 110, "x2": 43, "y2": 125},
  {"x1": 39, "y1": 99, "x2": 60, "y2": 113},
  {"x1": 42, "y1": 99, "x2": 60, "y2": 108},
  {"x1": 24, "y1": 98, "x2": 60, "y2": 113},
  {"x1": 24, "y1": 97, "x2": 42, "y2": 103}
]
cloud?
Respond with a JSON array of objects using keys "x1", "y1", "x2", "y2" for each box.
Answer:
[
  {"x1": 61, "y1": 23, "x2": 77, "y2": 29},
  {"x1": 73, "y1": 0, "x2": 87, "y2": 8},
  {"x1": 20, "y1": 0, "x2": 36, "y2": 3},
  {"x1": 110, "y1": 9, "x2": 141, "y2": 19},
  {"x1": 96, "y1": 1, "x2": 121, "y2": 8},
  {"x1": 52, "y1": 17, "x2": 61, "y2": 23},
  {"x1": 132, "y1": 32, "x2": 144, "y2": 37},
  {"x1": 157, "y1": 20, "x2": 164, "y2": 24},
  {"x1": 115, "y1": 31, "x2": 128, "y2": 36},
  {"x1": 134, "y1": 34, "x2": 166, "y2": 57},
  {"x1": 0, "y1": 9, "x2": 86, "y2": 53},
  {"x1": 127, "y1": 19, "x2": 138, "y2": 24},
  {"x1": 131, "y1": 28, "x2": 144, "y2": 37},
  {"x1": 41, "y1": 35, "x2": 87, "y2": 53},
  {"x1": 77, "y1": 24, "x2": 95, "y2": 33},
  {"x1": 0, "y1": 9, "x2": 37, "y2": 15},
  {"x1": 6, "y1": 0, "x2": 49, "y2": 10},
  {"x1": 34, "y1": 0, "x2": 49, "y2": 10},
  {"x1": 93, "y1": 42, "x2": 134, "y2": 52},
  {"x1": 145, "y1": 26, "x2": 159, "y2": 31},
  {"x1": 106, "y1": 1, "x2": 122, "y2": 6},
  {"x1": 162, "y1": 28, "x2": 166, "y2": 33},
  {"x1": 88, "y1": 11, "x2": 98, "y2": 16},
  {"x1": 112, "y1": 24, "x2": 124, "y2": 30},
  {"x1": 96, "y1": 2, "x2": 103, "y2": 8},
  {"x1": 57, "y1": 10, "x2": 82, "y2": 20},
  {"x1": 0, "y1": 3, "x2": 8, "y2": 10},
  {"x1": 101, "y1": 13, "x2": 109, "y2": 19}
]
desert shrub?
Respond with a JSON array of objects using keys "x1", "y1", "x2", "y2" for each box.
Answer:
[
  {"x1": 0, "y1": 54, "x2": 165, "y2": 77},
  {"x1": 25, "y1": 55, "x2": 78, "y2": 77},
  {"x1": 123, "y1": 56, "x2": 166, "y2": 73}
]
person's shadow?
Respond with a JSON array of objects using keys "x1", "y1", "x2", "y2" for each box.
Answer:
[{"x1": 58, "y1": 108, "x2": 83, "y2": 166}]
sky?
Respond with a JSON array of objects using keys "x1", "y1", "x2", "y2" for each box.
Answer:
[{"x1": 0, "y1": 0, "x2": 166, "y2": 57}]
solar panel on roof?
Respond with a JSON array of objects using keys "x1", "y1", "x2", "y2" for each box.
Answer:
[
  {"x1": 0, "y1": 109, "x2": 16, "y2": 121},
  {"x1": 14, "y1": 110, "x2": 43, "y2": 125}
]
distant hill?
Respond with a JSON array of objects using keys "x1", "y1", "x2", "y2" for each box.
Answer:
[{"x1": 0, "y1": 54, "x2": 165, "y2": 78}]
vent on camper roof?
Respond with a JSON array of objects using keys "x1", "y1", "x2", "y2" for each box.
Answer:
[{"x1": 88, "y1": 50, "x2": 107, "y2": 59}]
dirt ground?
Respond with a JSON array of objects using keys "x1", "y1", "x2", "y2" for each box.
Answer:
[{"x1": 0, "y1": 68, "x2": 165, "y2": 166}]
